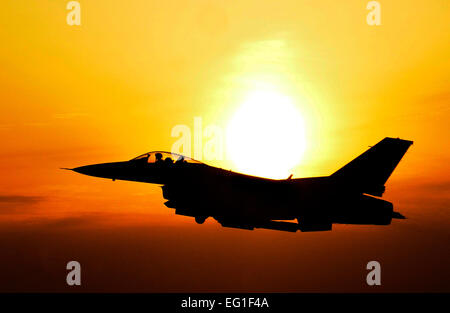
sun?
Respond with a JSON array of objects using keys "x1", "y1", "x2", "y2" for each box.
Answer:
[{"x1": 226, "y1": 90, "x2": 306, "y2": 179}]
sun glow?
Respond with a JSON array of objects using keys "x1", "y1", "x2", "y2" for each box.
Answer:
[{"x1": 226, "y1": 90, "x2": 306, "y2": 179}]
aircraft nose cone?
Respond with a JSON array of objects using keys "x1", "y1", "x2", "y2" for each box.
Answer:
[
  {"x1": 72, "y1": 164, "x2": 99, "y2": 176},
  {"x1": 69, "y1": 161, "x2": 127, "y2": 179}
]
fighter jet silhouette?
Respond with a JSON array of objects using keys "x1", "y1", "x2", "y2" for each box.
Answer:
[{"x1": 66, "y1": 137, "x2": 412, "y2": 232}]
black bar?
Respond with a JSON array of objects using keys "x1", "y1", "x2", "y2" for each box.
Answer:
[{"x1": 0, "y1": 293, "x2": 448, "y2": 312}]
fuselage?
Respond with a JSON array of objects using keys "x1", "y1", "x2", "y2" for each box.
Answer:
[
  {"x1": 71, "y1": 155, "x2": 393, "y2": 230},
  {"x1": 69, "y1": 138, "x2": 413, "y2": 232}
]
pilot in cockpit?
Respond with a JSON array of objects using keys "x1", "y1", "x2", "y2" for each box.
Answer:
[
  {"x1": 155, "y1": 152, "x2": 163, "y2": 163},
  {"x1": 164, "y1": 157, "x2": 173, "y2": 165}
]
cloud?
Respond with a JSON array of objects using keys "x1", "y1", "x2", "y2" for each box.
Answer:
[
  {"x1": 0, "y1": 195, "x2": 43, "y2": 204},
  {"x1": 0, "y1": 195, "x2": 44, "y2": 214},
  {"x1": 31, "y1": 212, "x2": 117, "y2": 230},
  {"x1": 419, "y1": 181, "x2": 450, "y2": 194}
]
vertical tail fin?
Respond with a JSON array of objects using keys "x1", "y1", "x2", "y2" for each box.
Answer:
[{"x1": 330, "y1": 137, "x2": 413, "y2": 196}]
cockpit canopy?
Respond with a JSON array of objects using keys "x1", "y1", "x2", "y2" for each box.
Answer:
[{"x1": 130, "y1": 151, "x2": 203, "y2": 164}]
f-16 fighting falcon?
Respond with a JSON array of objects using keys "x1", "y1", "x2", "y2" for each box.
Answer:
[{"x1": 66, "y1": 137, "x2": 413, "y2": 232}]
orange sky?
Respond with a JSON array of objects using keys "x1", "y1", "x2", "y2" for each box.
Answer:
[{"x1": 0, "y1": 0, "x2": 449, "y2": 292}]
